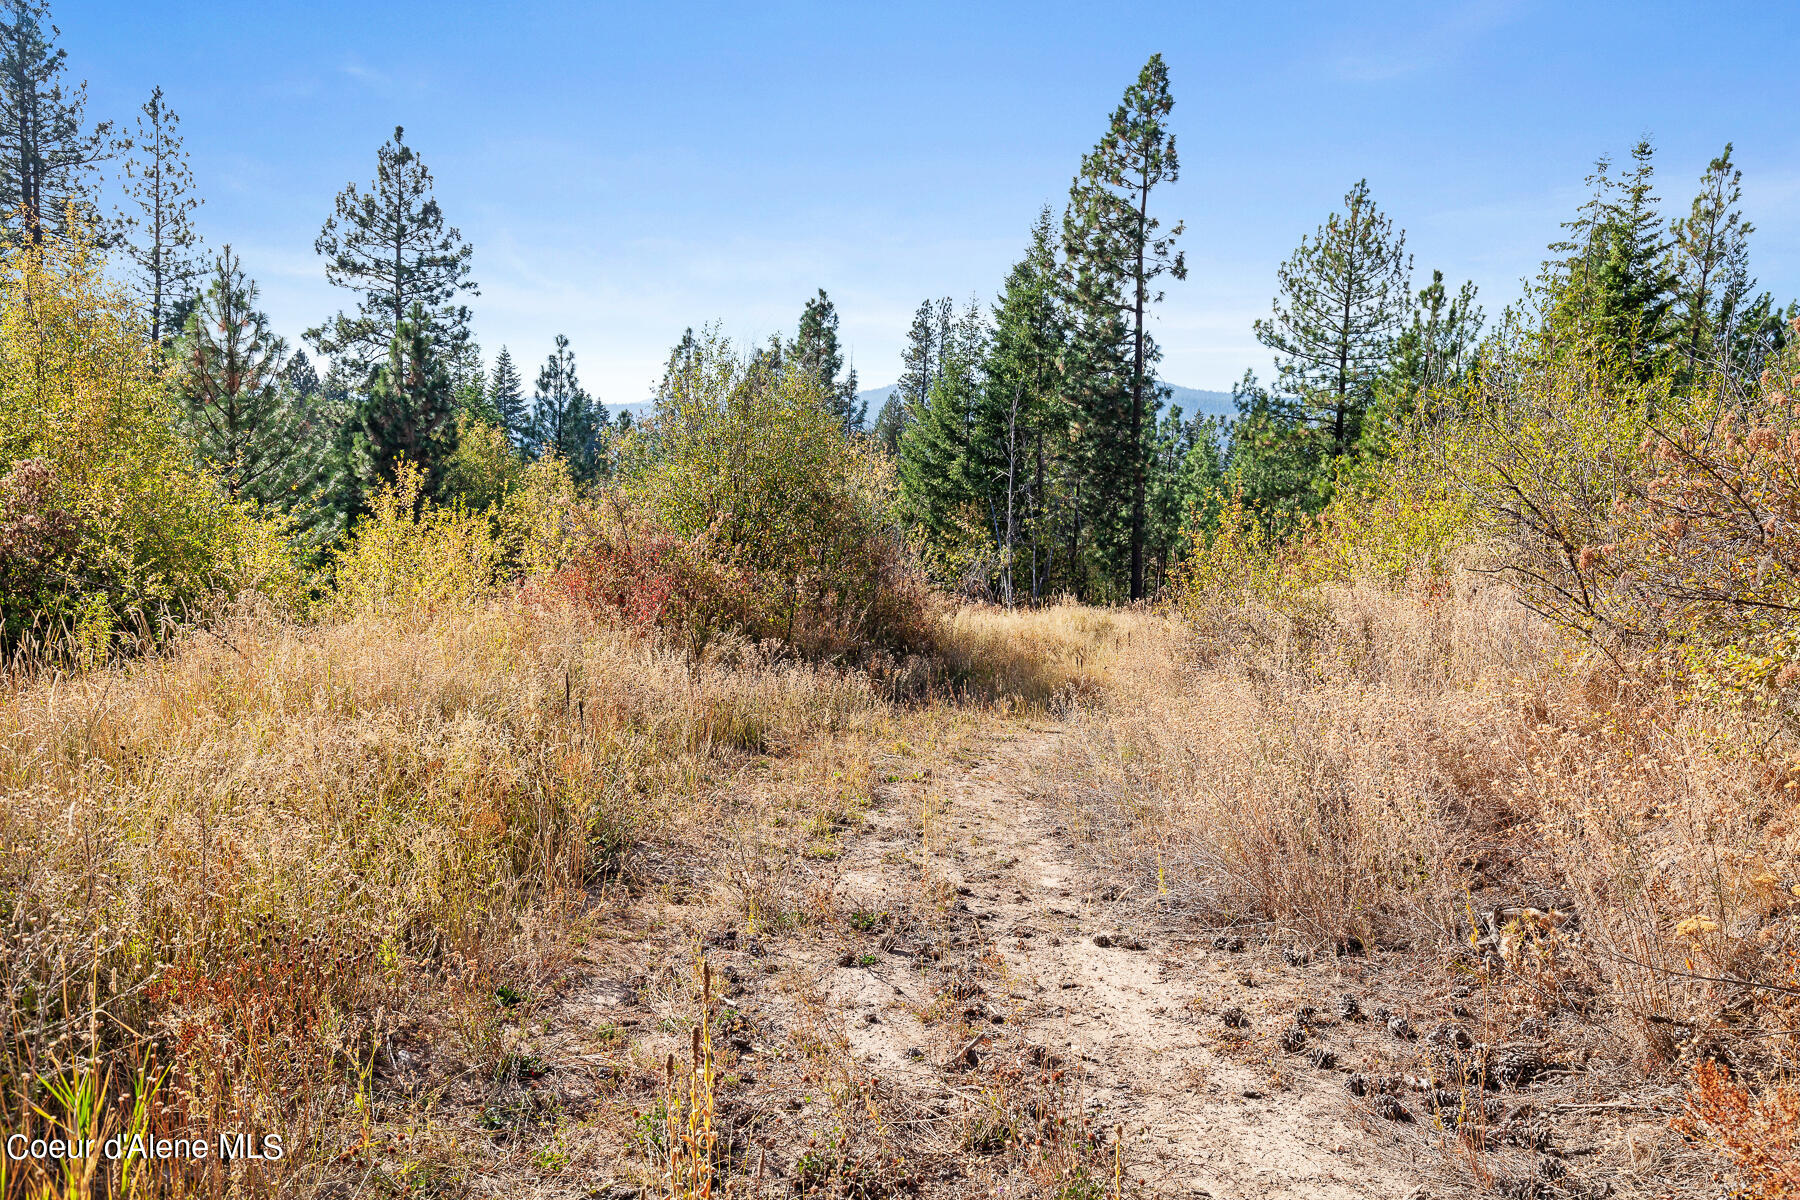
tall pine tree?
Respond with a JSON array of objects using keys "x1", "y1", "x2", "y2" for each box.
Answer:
[
  {"x1": 981, "y1": 209, "x2": 1067, "y2": 604},
  {"x1": 309, "y1": 126, "x2": 477, "y2": 374},
  {"x1": 1063, "y1": 53, "x2": 1185, "y2": 600},
  {"x1": 174, "y1": 247, "x2": 304, "y2": 505},
  {"x1": 1254, "y1": 179, "x2": 1411, "y2": 466},
  {"x1": 0, "y1": 0, "x2": 109, "y2": 243},
  {"x1": 1592, "y1": 140, "x2": 1675, "y2": 380},
  {"x1": 355, "y1": 302, "x2": 460, "y2": 503},
  {"x1": 1670, "y1": 144, "x2": 1771, "y2": 382},
  {"x1": 488, "y1": 345, "x2": 526, "y2": 443},
  {"x1": 897, "y1": 299, "x2": 989, "y2": 574},
  {"x1": 528, "y1": 334, "x2": 608, "y2": 482},
  {"x1": 790, "y1": 289, "x2": 863, "y2": 434},
  {"x1": 117, "y1": 86, "x2": 201, "y2": 344}
]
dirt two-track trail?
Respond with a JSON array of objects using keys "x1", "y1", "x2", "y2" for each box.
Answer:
[{"x1": 580, "y1": 720, "x2": 1424, "y2": 1200}]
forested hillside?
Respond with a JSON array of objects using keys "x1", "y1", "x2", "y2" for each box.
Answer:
[{"x1": 3, "y1": 3, "x2": 1800, "y2": 1198}]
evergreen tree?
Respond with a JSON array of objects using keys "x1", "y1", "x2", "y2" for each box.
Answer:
[
  {"x1": 528, "y1": 334, "x2": 608, "y2": 482},
  {"x1": 488, "y1": 345, "x2": 526, "y2": 442},
  {"x1": 173, "y1": 247, "x2": 302, "y2": 504},
  {"x1": 790, "y1": 289, "x2": 863, "y2": 433},
  {"x1": 444, "y1": 338, "x2": 495, "y2": 424},
  {"x1": 1547, "y1": 153, "x2": 1616, "y2": 322},
  {"x1": 308, "y1": 126, "x2": 477, "y2": 373},
  {"x1": 284, "y1": 348, "x2": 321, "y2": 400},
  {"x1": 981, "y1": 209, "x2": 1067, "y2": 603},
  {"x1": 657, "y1": 327, "x2": 701, "y2": 405},
  {"x1": 1224, "y1": 369, "x2": 1321, "y2": 529},
  {"x1": 1671, "y1": 144, "x2": 1760, "y2": 380},
  {"x1": 876, "y1": 298, "x2": 953, "y2": 454},
  {"x1": 355, "y1": 302, "x2": 460, "y2": 503},
  {"x1": 1254, "y1": 179, "x2": 1412, "y2": 465},
  {"x1": 0, "y1": 0, "x2": 109, "y2": 243},
  {"x1": 1063, "y1": 53, "x2": 1185, "y2": 600},
  {"x1": 1592, "y1": 139, "x2": 1675, "y2": 380},
  {"x1": 1146, "y1": 405, "x2": 1221, "y2": 593},
  {"x1": 897, "y1": 300, "x2": 988, "y2": 567},
  {"x1": 872, "y1": 392, "x2": 905, "y2": 454},
  {"x1": 1378, "y1": 269, "x2": 1483, "y2": 429},
  {"x1": 117, "y1": 86, "x2": 201, "y2": 344}
]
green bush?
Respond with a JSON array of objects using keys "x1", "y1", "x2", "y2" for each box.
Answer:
[
  {"x1": 0, "y1": 226, "x2": 301, "y2": 655},
  {"x1": 612, "y1": 326, "x2": 936, "y2": 657}
]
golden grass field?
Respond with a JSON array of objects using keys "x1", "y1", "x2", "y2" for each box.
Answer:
[{"x1": 4, "y1": 582, "x2": 1798, "y2": 1198}]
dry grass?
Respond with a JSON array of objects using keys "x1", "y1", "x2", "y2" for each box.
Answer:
[
  {"x1": 0, "y1": 593, "x2": 894, "y2": 1199},
  {"x1": 1040, "y1": 573, "x2": 1800, "y2": 1192},
  {"x1": 14, "y1": 568, "x2": 1800, "y2": 1197},
  {"x1": 0, "y1": 591, "x2": 1122, "y2": 1200}
]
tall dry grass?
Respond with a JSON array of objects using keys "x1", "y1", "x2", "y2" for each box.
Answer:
[
  {"x1": 0, "y1": 593, "x2": 887, "y2": 1199},
  {"x1": 1043, "y1": 574, "x2": 1800, "y2": 1078}
]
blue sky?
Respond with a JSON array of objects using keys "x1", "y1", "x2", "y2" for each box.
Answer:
[{"x1": 65, "y1": 0, "x2": 1800, "y2": 402}]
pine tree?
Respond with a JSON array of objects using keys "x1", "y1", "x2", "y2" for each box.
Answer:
[
  {"x1": 117, "y1": 87, "x2": 201, "y2": 344},
  {"x1": 356, "y1": 302, "x2": 460, "y2": 503},
  {"x1": 898, "y1": 300, "x2": 988, "y2": 568},
  {"x1": 173, "y1": 247, "x2": 304, "y2": 505},
  {"x1": 1592, "y1": 139, "x2": 1675, "y2": 380},
  {"x1": 882, "y1": 297, "x2": 952, "y2": 453},
  {"x1": 1224, "y1": 369, "x2": 1321, "y2": 529},
  {"x1": 488, "y1": 345, "x2": 526, "y2": 442},
  {"x1": 1063, "y1": 53, "x2": 1185, "y2": 600},
  {"x1": 1254, "y1": 179, "x2": 1411, "y2": 465},
  {"x1": 444, "y1": 338, "x2": 495, "y2": 424},
  {"x1": 1671, "y1": 144, "x2": 1760, "y2": 379},
  {"x1": 790, "y1": 289, "x2": 864, "y2": 433},
  {"x1": 1378, "y1": 269, "x2": 1483, "y2": 428},
  {"x1": 285, "y1": 348, "x2": 321, "y2": 399},
  {"x1": 308, "y1": 126, "x2": 477, "y2": 373},
  {"x1": 0, "y1": 0, "x2": 109, "y2": 243},
  {"x1": 981, "y1": 209, "x2": 1067, "y2": 603},
  {"x1": 1547, "y1": 153, "x2": 1615, "y2": 323},
  {"x1": 528, "y1": 334, "x2": 608, "y2": 482}
]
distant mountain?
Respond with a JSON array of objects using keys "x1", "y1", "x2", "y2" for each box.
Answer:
[{"x1": 855, "y1": 383, "x2": 1236, "y2": 423}]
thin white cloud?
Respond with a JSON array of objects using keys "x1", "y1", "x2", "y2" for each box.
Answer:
[{"x1": 1331, "y1": 0, "x2": 1524, "y2": 83}]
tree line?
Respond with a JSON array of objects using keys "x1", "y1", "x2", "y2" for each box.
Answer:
[
  {"x1": 0, "y1": 1, "x2": 1790, "y2": 608},
  {"x1": 875, "y1": 58, "x2": 1793, "y2": 604}
]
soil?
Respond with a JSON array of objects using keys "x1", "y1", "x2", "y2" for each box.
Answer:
[{"x1": 473, "y1": 719, "x2": 1664, "y2": 1199}]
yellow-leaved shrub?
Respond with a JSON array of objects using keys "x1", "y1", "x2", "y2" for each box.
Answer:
[{"x1": 0, "y1": 223, "x2": 301, "y2": 653}]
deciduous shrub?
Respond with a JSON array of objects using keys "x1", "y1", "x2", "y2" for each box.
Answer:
[
  {"x1": 0, "y1": 224, "x2": 301, "y2": 653},
  {"x1": 597, "y1": 326, "x2": 936, "y2": 657},
  {"x1": 325, "y1": 461, "x2": 502, "y2": 615}
]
